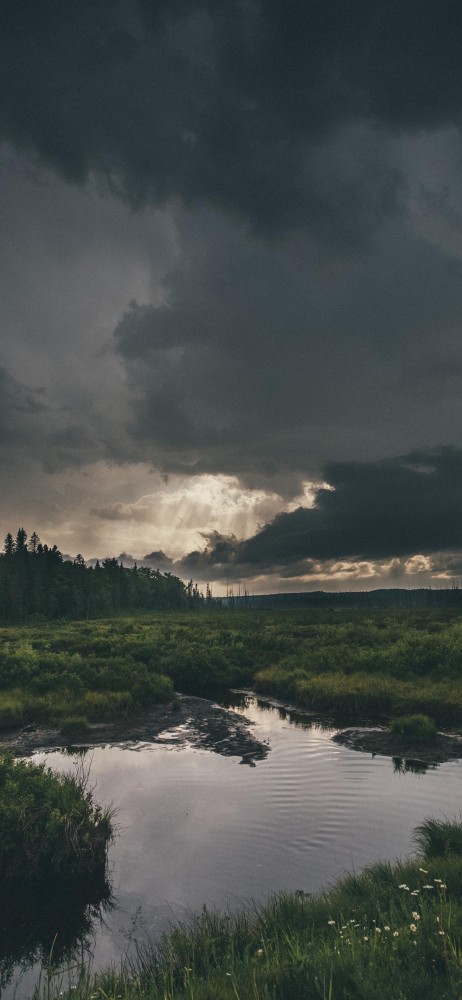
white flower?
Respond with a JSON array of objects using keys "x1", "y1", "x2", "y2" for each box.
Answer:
[
  {"x1": 419, "y1": 868, "x2": 428, "y2": 874},
  {"x1": 327, "y1": 919, "x2": 335, "y2": 926},
  {"x1": 412, "y1": 912, "x2": 420, "y2": 920},
  {"x1": 410, "y1": 924, "x2": 417, "y2": 932},
  {"x1": 393, "y1": 931, "x2": 399, "y2": 937},
  {"x1": 384, "y1": 926, "x2": 390, "y2": 932}
]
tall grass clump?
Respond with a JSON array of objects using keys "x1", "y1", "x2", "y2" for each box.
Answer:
[
  {"x1": 391, "y1": 713, "x2": 438, "y2": 743},
  {"x1": 415, "y1": 817, "x2": 462, "y2": 858},
  {"x1": 0, "y1": 753, "x2": 113, "y2": 887}
]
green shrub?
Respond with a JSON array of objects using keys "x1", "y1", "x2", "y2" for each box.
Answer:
[
  {"x1": 0, "y1": 753, "x2": 113, "y2": 887},
  {"x1": 391, "y1": 713, "x2": 437, "y2": 742},
  {"x1": 60, "y1": 715, "x2": 90, "y2": 735}
]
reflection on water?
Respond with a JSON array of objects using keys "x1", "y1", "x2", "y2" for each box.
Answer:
[
  {"x1": 5, "y1": 693, "x2": 462, "y2": 998},
  {"x1": 0, "y1": 874, "x2": 112, "y2": 994},
  {"x1": 392, "y1": 756, "x2": 435, "y2": 775}
]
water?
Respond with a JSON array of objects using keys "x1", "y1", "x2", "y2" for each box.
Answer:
[{"x1": 4, "y1": 693, "x2": 462, "y2": 996}]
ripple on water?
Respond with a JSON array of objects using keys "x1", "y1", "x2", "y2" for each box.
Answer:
[{"x1": 5, "y1": 696, "x2": 462, "y2": 999}]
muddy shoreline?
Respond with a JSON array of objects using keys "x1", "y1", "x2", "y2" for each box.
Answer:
[
  {"x1": 0, "y1": 693, "x2": 269, "y2": 765},
  {"x1": 333, "y1": 726, "x2": 462, "y2": 765}
]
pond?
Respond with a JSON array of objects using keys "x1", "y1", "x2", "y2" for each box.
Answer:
[{"x1": 4, "y1": 692, "x2": 462, "y2": 997}]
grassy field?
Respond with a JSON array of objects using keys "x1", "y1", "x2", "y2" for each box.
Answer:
[
  {"x1": 2, "y1": 608, "x2": 462, "y2": 729},
  {"x1": 42, "y1": 817, "x2": 462, "y2": 1000}
]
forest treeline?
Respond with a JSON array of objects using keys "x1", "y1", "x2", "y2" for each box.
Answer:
[{"x1": 0, "y1": 528, "x2": 204, "y2": 620}]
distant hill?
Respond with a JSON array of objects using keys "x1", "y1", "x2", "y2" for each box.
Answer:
[{"x1": 222, "y1": 588, "x2": 462, "y2": 610}]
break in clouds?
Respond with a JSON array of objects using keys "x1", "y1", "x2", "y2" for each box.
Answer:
[{"x1": 2, "y1": 0, "x2": 462, "y2": 589}]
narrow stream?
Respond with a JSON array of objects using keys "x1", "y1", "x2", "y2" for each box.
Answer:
[{"x1": 4, "y1": 692, "x2": 462, "y2": 997}]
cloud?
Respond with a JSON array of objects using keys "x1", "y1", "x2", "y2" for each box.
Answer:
[
  {"x1": 143, "y1": 550, "x2": 173, "y2": 567},
  {"x1": 2, "y1": 1, "x2": 461, "y2": 240},
  {"x1": 111, "y1": 211, "x2": 462, "y2": 493},
  {"x1": 91, "y1": 497, "x2": 154, "y2": 522},
  {"x1": 175, "y1": 448, "x2": 462, "y2": 577}
]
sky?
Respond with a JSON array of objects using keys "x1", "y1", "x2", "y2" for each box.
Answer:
[{"x1": 2, "y1": 0, "x2": 462, "y2": 594}]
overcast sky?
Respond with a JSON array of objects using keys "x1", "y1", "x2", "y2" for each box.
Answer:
[{"x1": 2, "y1": 0, "x2": 462, "y2": 593}]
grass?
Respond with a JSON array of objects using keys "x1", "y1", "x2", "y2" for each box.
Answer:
[
  {"x1": 48, "y1": 818, "x2": 462, "y2": 1000},
  {"x1": 3, "y1": 608, "x2": 462, "y2": 728},
  {"x1": 391, "y1": 713, "x2": 438, "y2": 742},
  {"x1": 0, "y1": 752, "x2": 113, "y2": 887}
]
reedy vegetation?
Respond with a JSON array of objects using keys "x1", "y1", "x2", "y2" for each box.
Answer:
[
  {"x1": 3, "y1": 609, "x2": 462, "y2": 729},
  {"x1": 0, "y1": 753, "x2": 113, "y2": 886}
]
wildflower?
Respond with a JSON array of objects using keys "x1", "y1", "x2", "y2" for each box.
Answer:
[
  {"x1": 410, "y1": 924, "x2": 417, "y2": 932},
  {"x1": 375, "y1": 927, "x2": 381, "y2": 933},
  {"x1": 436, "y1": 917, "x2": 440, "y2": 923},
  {"x1": 423, "y1": 884, "x2": 434, "y2": 889},
  {"x1": 364, "y1": 936, "x2": 369, "y2": 941},
  {"x1": 410, "y1": 890, "x2": 419, "y2": 896},
  {"x1": 434, "y1": 878, "x2": 442, "y2": 883},
  {"x1": 393, "y1": 931, "x2": 399, "y2": 938},
  {"x1": 256, "y1": 949, "x2": 264, "y2": 956},
  {"x1": 419, "y1": 868, "x2": 428, "y2": 874},
  {"x1": 412, "y1": 912, "x2": 420, "y2": 921},
  {"x1": 438, "y1": 931, "x2": 445, "y2": 936},
  {"x1": 398, "y1": 883, "x2": 409, "y2": 890},
  {"x1": 439, "y1": 883, "x2": 447, "y2": 889},
  {"x1": 327, "y1": 919, "x2": 335, "y2": 926},
  {"x1": 384, "y1": 926, "x2": 391, "y2": 932}
]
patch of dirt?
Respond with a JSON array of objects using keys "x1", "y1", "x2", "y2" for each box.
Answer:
[{"x1": 333, "y1": 727, "x2": 462, "y2": 768}]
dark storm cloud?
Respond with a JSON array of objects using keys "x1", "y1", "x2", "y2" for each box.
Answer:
[
  {"x1": 0, "y1": 366, "x2": 49, "y2": 453},
  {"x1": 143, "y1": 549, "x2": 173, "y2": 567},
  {"x1": 112, "y1": 212, "x2": 462, "y2": 492},
  {"x1": 176, "y1": 449, "x2": 462, "y2": 574},
  {"x1": 2, "y1": 0, "x2": 462, "y2": 239}
]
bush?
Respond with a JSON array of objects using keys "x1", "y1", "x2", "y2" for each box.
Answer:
[
  {"x1": 0, "y1": 753, "x2": 113, "y2": 887},
  {"x1": 391, "y1": 713, "x2": 437, "y2": 742}
]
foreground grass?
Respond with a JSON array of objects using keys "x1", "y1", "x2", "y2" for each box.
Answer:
[
  {"x1": 49, "y1": 818, "x2": 462, "y2": 1000},
  {"x1": 3, "y1": 608, "x2": 462, "y2": 728}
]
